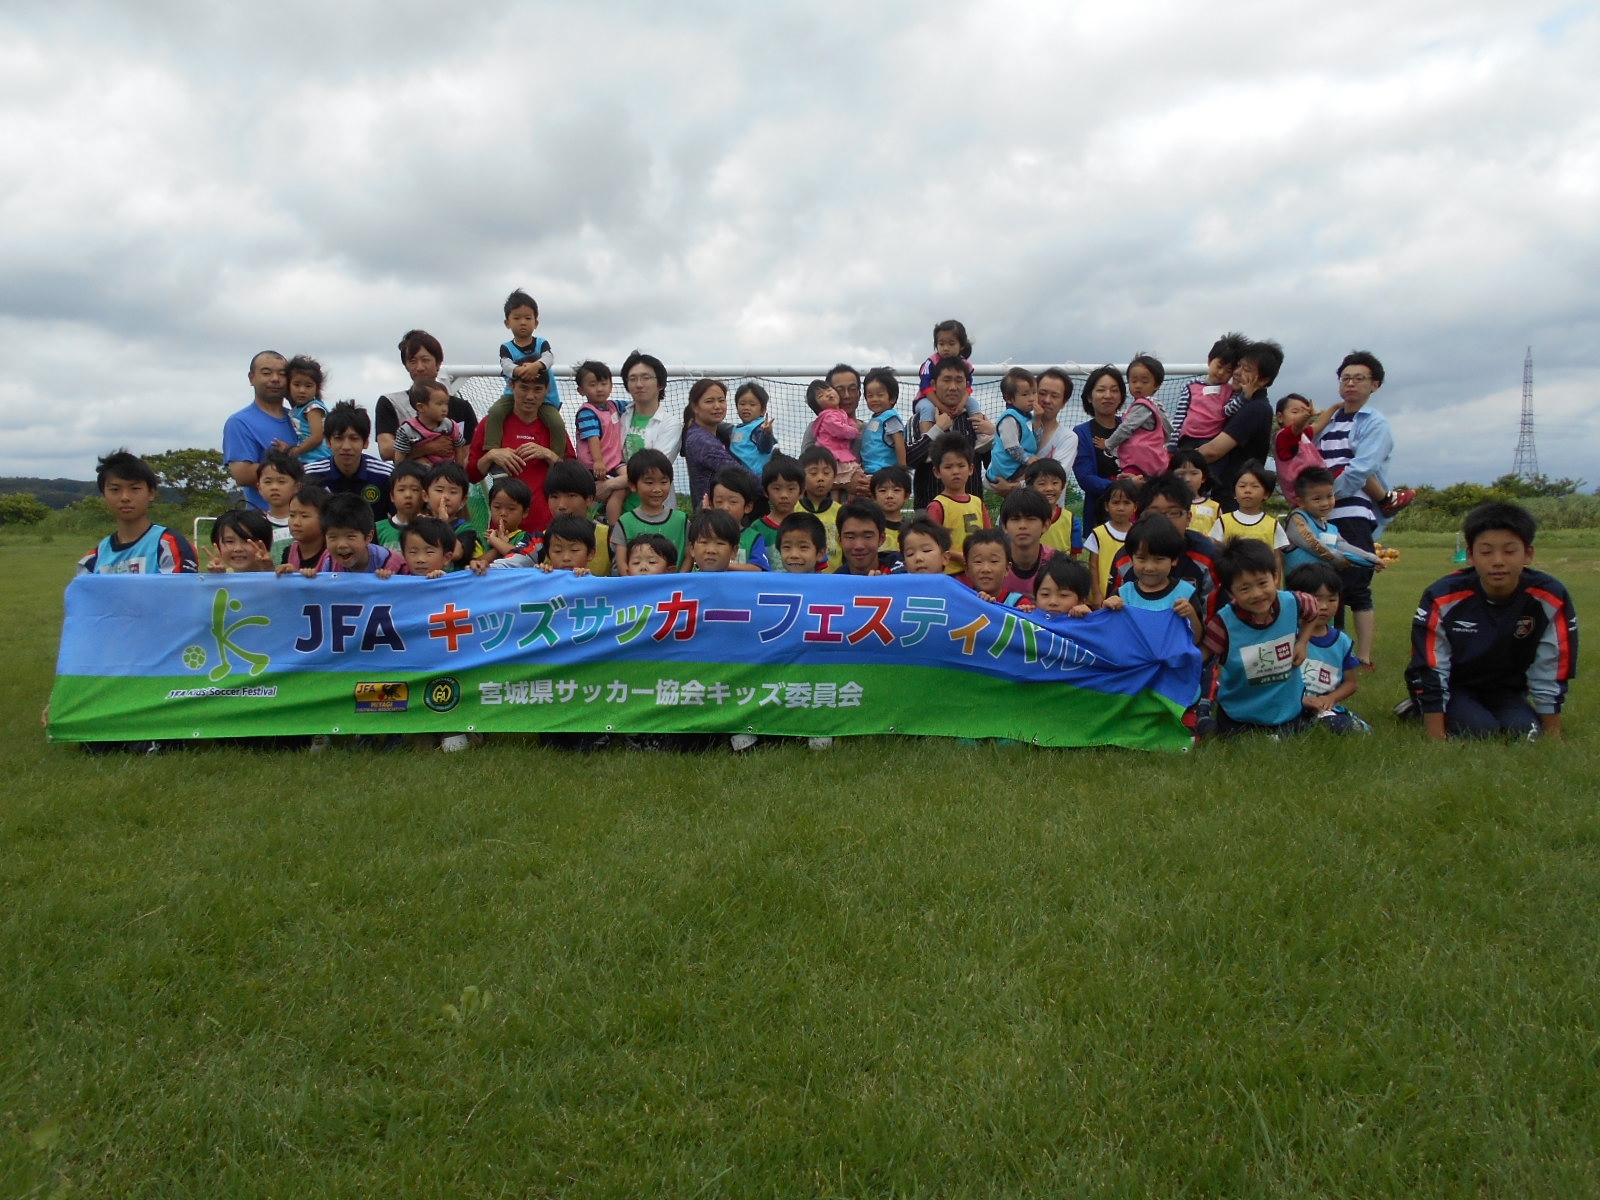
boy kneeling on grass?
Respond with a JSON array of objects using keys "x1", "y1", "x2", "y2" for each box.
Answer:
[
  {"x1": 1200, "y1": 538, "x2": 1320, "y2": 739},
  {"x1": 1402, "y1": 502, "x2": 1577, "y2": 741}
]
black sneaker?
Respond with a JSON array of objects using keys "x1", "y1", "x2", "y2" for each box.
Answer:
[{"x1": 1392, "y1": 696, "x2": 1420, "y2": 722}]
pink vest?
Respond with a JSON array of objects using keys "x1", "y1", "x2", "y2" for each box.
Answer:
[
  {"x1": 574, "y1": 401, "x2": 625, "y2": 473},
  {"x1": 402, "y1": 416, "x2": 461, "y2": 464},
  {"x1": 1275, "y1": 430, "x2": 1326, "y2": 507},
  {"x1": 1116, "y1": 397, "x2": 1170, "y2": 478},
  {"x1": 1180, "y1": 381, "x2": 1234, "y2": 441}
]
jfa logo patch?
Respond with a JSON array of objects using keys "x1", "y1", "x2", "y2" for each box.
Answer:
[
  {"x1": 1514, "y1": 616, "x2": 1535, "y2": 639},
  {"x1": 1242, "y1": 634, "x2": 1297, "y2": 685},
  {"x1": 1255, "y1": 641, "x2": 1292, "y2": 668},
  {"x1": 1301, "y1": 660, "x2": 1338, "y2": 694}
]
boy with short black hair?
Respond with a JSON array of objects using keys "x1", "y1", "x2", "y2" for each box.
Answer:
[
  {"x1": 776, "y1": 512, "x2": 828, "y2": 574},
  {"x1": 1022, "y1": 458, "x2": 1082, "y2": 557},
  {"x1": 1404, "y1": 502, "x2": 1577, "y2": 741},
  {"x1": 376, "y1": 460, "x2": 430, "y2": 550},
  {"x1": 1282, "y1": 466, "x2": 1385, "y2": 578},
  {"x1": 277, "y1": 484, "x2": 330, "y2": 573},
  {"x1": 538, "y1": 460, "x2": 611, "y2": 576},
  {"x1": 985, "y1": 367, "x2": 1039, "y2": 487},
  {"x1": 757, "y1": 455, "x2": 806, "y2": 570},
  {"x1": 832, "y1": 499, "x2": 901, "y2": 575},
  {"x1": 76, "y1": 449, "x2": 198, "y2": 575},
  {"x1": 686, "y1": 508, "x2": 741, "y2": 574},
  {"x1": 1034, "y1": 556, "x2": 1093, "y2": 617},
  {"x1": 925, "y1": 433, "x2": 990, "y2": 575},
  {"x1": 797, "y1": 446, "x2": 842, "y2": 566},
  {"x1": 1286, "y1": 561, "x2": 1369, "y2": 734},
  {"x1": 390, "y1": 517, "x2": 457, "y2": 579},
  {"x1": 256, "y1": 448, "x2": 303, "y2": 559},
  {"x1": 423, "y1": 461, "x2": 479, "y2": 568},
  {"x1": 316, "y1": 494, "x2": 399, "y2": 575},
  {"x1": 611, "y1": 449, "x2": 687, "y2": 573},
  {"x1": 477, "y1": 289, "x2": 568, "y2": 455},
  {"x1": 860, "y1": 368, "x2": 907, "y2": 474},
  {"x1": 1202, "y1": 538, "x2": 1320, "y2": 736},
  {"x1": 542, "y1": 514, "x2": 597, "y2": 574},
  {"x1": 997, "y1": 487, "x2": 1054, "y2": 599},
  {"x1": 304, "y1": 401, "x2": 396, "y2": 522},
  {"x1": 960, "y1": 528, "x2": 1020, "y2": 604},
  {"x1": 900, "y1": 517, "x2": 954, "y2": 575},
  {"x1": 474, "y1": 477, "x2": 536, "y2": 571},
  {"x1": 869, "y1": 465, "x2": 912, "y2": 552},
  {"x1": 709, "y1": 465, "x2": 770, "y2": 570},
  {"x1": 625, "y1": 533, "x2": 678, "y2": 574}
]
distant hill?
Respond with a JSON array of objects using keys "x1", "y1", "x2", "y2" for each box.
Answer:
[
  {"x1": 0, "y1": 478, "x2": 194, "y2": 508},
  {"x1": 0, "y1": 477, "x2": 99, "y2": 509}
]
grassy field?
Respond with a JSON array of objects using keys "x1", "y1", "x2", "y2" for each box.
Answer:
[{"x1": 3, "y1": 530, "x2": 1598, "y2": 1197}]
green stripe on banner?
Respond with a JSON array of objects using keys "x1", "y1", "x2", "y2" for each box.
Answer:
[{"x1": 49, "y1": 662, "x2": 1189, "y2": 751}]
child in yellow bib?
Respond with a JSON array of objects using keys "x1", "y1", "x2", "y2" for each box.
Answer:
[
  {"x1": 1171, "y1": 449, "x2": 1220, "y2": 539},
  {"x1": 1086, "y1": 478, "x2": 1138, "y2": 605},
  {"x1": 924, "y1": 433, "x2": 990, "y2": 575},
  {"x1": 1215, "y1": 461, "x2": 1287, "y2": 583}
]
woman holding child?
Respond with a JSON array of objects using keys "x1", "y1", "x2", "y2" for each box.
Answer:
[
  {"x1": 1073, "y1": 365, "x2": 1127, "y2": 527},
  {"x1": 681, "y1": 379, "x2": 740, "y2": 508}
]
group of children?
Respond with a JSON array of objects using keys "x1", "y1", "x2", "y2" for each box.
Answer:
[
  {"x1": 78, "y1": 421, "x2": 1578, "y2": 749},
  {"x1": 66, "y1": 298, "x2": 1578, "y2": 748}
]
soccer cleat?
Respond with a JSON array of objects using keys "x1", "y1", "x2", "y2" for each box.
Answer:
[
  {"x1": 1379, "y1": 488, "x2": 1416, "y2": 517},
  {"x1": 1392, "y1": 696, "x2": 1419, "y2": 721}
]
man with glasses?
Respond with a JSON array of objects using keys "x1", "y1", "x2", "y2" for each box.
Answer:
[
  {"x1": 1317, "y1": 351, "x2": 1412, "y2": 667},
  {"x1": 798, "y1": 363, "x2": 873, "y2": 494}
]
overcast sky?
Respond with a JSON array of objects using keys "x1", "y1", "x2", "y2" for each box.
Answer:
[{"x1": 3, "y1": 0, "x2": 1596, "y2": 486}]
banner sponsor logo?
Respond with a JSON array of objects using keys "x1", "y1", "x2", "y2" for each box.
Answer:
[{"x1": 354, "y1": 682, "x2": 409, "y2": 713}]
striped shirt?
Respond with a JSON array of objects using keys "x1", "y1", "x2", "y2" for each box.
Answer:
[{"x1": 1317, "y1": 409, "x2": 1376, "y2": 524}]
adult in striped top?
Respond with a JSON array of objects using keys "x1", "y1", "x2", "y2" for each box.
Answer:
[{"x1": 1315, "y1": 351, "x2": 1398, "y2": 666}]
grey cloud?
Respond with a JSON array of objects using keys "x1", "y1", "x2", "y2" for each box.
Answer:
[{"x1": 3, "y1": 1, "x2": 1597, "y2": 485}]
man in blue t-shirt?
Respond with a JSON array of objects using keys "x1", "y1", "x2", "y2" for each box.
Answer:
[{"x1": 222, "y1": 351, "x2": 295, "y2": 509}]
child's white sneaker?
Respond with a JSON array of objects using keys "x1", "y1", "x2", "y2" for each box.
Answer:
[
  {"x1": 439, "y1": 734, "x2": 472, "y2": 753},
  {"x1": 730, "y1": 733, "x2": 758, "y2": 752},
  {"x1": 806, "y1": 737, "x2": 833, "y2": 751},
  {"x1": 308, "y1": 734, "x2": 331, "y2": 753}
]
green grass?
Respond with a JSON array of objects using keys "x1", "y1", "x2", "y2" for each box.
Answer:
[{"x1": 3, "y1": 534, "x2": 1599, "y2": 1197}]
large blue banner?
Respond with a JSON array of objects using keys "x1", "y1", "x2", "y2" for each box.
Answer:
[{"x1": 50, "y1": 573, "x2": 1201, "y2": 749}]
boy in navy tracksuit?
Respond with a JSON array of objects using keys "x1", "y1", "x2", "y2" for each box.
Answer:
[{"x1": 1405, "y1": 502, "x2": 1578, "y2": 741}]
